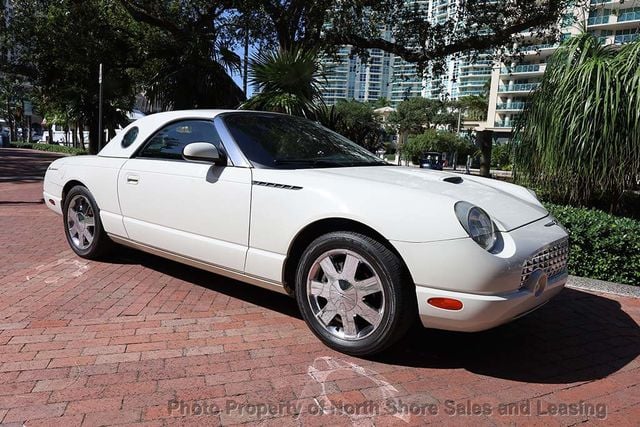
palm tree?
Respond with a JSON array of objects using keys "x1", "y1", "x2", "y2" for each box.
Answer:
[
  {"x1": 242, "y1": 47, "x2": 325, "y2": 118},
  {"x1": 514, "y1": 33, "x2": 640, "y2": 211}
]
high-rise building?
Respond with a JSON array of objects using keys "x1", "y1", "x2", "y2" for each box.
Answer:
[
  {"x1": 485, "y1": 1, "x2": 640, "y2": 136},
  {"x1": 321, "y1": 45, "x2": 395, "y2": 105},
  {"x1": 320, "y1": 0, "x2": 493, "y2": 106}
]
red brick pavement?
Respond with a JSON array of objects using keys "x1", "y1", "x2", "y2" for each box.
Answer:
[{"x1": 0, "y1": 148, "x2": 639, "y2": 426}]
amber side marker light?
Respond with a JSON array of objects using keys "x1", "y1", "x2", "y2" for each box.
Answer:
[{"x1": 428, "y1": 297, "x2": 463, "y2": 311}]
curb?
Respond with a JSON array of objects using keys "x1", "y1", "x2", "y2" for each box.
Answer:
[{"x1": 566, "y1": 275, "x2": 640, "y2": 298}]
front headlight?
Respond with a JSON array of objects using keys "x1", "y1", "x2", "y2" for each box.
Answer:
[{"x1": 455, "y1": 201, "x2": 498, "y2": 251}]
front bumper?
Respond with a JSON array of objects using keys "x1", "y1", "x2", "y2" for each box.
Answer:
[
  {"x1": 43, "y1": 190, "x2": 63, "y2": 215},
  {"x1": 414, "y1": 272, "x2": 567, "y2": 332},
  {"x1": 392, "y1": 216, "x2": 569, "y2": 332}
]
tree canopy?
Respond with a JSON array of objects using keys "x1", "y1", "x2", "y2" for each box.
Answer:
[
  {"x1": 403, "y1": 129, "x2": 469, "y2": 163},
  {"x1": 0, "y1": 0, "x2": 580, "y2": 152},
  {"x1": 332, "y1": 100, "x2": 385, "y2": 152}
]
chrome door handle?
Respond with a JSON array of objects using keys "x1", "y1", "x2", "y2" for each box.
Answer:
[{"x1": 126, "y1": 175, "x2": 139, "y2": 184}]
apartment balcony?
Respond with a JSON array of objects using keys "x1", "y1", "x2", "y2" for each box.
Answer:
[
  {"x1": 615, "y1": 33, "x2": 640, "y2": 44},
  {"x1": 517, "y1": 43, "x2": 559, "y2": 57},
  {"x1": 498, "y1": 83, "x2": 541, "y2": 93},
  {"x1": 458, "y1": 80, "x2": 489, "y2": 88},
  {"x1": 494, "y1": 121, "x2": 514, "y2": 129},
  {"x1": 496, "y1": 102, "x2": 528, "y2": 111},
  {"x1": 459, "y1": 60, "x2": 493, "y2": 68},
  {"x1": 458, "y1": 89, "x2": 486, "y2": 96},
  {"x1": 588, "y1": 15, "x2": 614, "y2": 26},
  {"x1": 459, "y1": 69, "x2": 492, "y2": 77},
  {"x1": 618, "y1": 10, "x2": 640, "y2": 23},
  {"x1": 501, "y1": 64, "x2": 546, "y2": 74}
]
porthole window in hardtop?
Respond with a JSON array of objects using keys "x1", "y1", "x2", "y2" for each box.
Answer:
[{"x1": 121, "y1": 127, "x2": 139, "y2": 148}]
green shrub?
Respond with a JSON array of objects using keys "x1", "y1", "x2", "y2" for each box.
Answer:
[
  {"x1": 10, "y1": 142, "x2": 87, "y2": 156},
  {"x1": 545, "y1": 203, "x2": 640, "y2": 286}
]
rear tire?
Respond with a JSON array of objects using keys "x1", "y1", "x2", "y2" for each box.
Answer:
[
  {"x1": 295, "y1": 231, "x2": 416, "y2": 356},
  {"x1": 62, "y1": 186, "x2": 112, "y2": 259}
]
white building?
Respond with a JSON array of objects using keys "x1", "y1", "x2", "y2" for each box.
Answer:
[
  {"x1": 320, "y1": 0, "x2": 493, "y2": 106},
  {"x1": 484, "y1": 1, "x2": 640, "y2": 136}
]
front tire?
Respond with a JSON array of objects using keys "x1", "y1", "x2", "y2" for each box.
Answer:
[
  {"x1": 295, "y1": 231, "x2": 416, "y2": 356},
  {"x1": 62, "y1": 186, "x2": 112, "y2": 259}
]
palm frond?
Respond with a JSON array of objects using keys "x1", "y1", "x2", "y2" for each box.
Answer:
[{"x1": 514, "y1": 32, "x2": 640, "y2": 210}]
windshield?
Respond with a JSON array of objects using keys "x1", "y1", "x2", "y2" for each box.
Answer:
[{"x1": 222, "y1": 112, "x2": 388, "y2": 169}]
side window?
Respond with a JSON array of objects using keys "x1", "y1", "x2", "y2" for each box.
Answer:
[{"x1": 138, "y1": 120, "x2": 223, "y2": 160}]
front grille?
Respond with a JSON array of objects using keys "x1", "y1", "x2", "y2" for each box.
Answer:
[{"x1": 521, "y1": 238, "x2": 569, "y2": 287}]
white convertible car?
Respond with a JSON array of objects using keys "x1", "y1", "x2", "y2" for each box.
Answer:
[{"x1": 44, "y1": 110, "x2": 569, "y2": 355}]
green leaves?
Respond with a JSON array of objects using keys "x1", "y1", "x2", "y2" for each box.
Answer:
[
  {"x1": 514, "y1": 33, "x2": 640, "y2": 212},
  {"x1": 242, "y1": 47, "x2": 325, "y2": 118},
  {"x1": 331, "y1": 100, "x2": 385, "y2": 152},
  {"x1": 386, "y1": 98, "x2": 446, "y2": 134},
  {"x1": 546, "y1": 203, "x2": 640, "y2": 286},
  {"x1": 404, "y1": 129, "x2": 468, "y2": 163}
]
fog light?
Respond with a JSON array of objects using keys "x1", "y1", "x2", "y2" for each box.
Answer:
[
  {"x1": 428, "y1": 297, "x2": 463, "y2": 311},
  {"x1": 48, "y1": 199, "x2": 56, "y2": 206}
]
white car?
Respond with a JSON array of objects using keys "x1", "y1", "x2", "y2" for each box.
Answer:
[{"x1": 43, "y1": 110, "x2": 569, "y2": 355}]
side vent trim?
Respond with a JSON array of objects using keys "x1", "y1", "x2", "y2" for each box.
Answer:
[{"x1": 252, "y1": 180, "x2": 303, "y2": 190}]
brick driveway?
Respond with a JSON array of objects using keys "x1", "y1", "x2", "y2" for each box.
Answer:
[{"x1": 0, "y1": 148, "x2": 639, "y2": 426}]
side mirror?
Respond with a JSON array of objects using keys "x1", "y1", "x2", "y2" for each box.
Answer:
[{"x1": 182, "y1": 142, "x2": 226, "y2": 165}]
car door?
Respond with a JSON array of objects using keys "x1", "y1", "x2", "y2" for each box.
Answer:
[{"x1": 117, "y1": 119, "x2": 251, "y2": 272}]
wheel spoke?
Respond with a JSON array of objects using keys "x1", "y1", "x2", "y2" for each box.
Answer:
[
  {"x1": 354, "y1": 276, "x2": 381, "y2": 296},
  {"x1": 341, "y1": 254, "x2": 359, "y2": 281},
  {"x1": 83, "y1": 229, "x2": 93, "y2": 244},
  {"x1": 318, "y1": 304, "x2": 338, "y2": 325},
  {"x1": 341, "y1": 311, "x2": 358, "y2": 336},
  {"x1": 319, "y1": 257, "x2": 339, "y2": 280},
  {"x1": 307, "y1": 249, "x2": 385, "y2": 342},
  {"x1": 309, "y1": 280, "x2": 329, "y2": 298},
  {"x1": 356, "y1": 300, "x2": 382, "y2": 326},
  {"x1": 84, "y1": 216, "x2": 95, "y2": 227},
  {"x1": 68, "y1": 210, "x2": 79, "y2": 224}
]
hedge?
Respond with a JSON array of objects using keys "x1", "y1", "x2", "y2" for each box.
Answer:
[
  {"x1": 545, "y1": 203, "x2": 640, "y2": 286},
  {"x1": 9, "y1": 142, "x2": 87, "y2": 156}
]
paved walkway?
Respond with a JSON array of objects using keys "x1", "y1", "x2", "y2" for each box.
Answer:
[{"x1": 0, "y1": 148, "x2": 638, "y2": 426}]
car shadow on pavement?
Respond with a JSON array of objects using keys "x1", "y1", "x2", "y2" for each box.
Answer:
[
  {"x1": 110, "y1": 246, "x2": 302, "y2": 319},
  {"x1": 378, "y1": 288, "x2": 640, "y2": 384},
  {"x1": 109, "y1": 248, "x2": 639, "y2": 385}
]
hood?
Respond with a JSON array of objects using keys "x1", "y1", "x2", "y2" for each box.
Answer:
[{"x1": 309, "y1": 166, "x2": 548, "y2": 231}]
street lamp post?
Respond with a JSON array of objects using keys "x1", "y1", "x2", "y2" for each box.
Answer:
[{"x1": 98, "y1": 63, "x2": 103, "y2": 151}]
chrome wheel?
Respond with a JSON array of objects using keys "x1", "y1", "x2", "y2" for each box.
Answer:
[
  {"x1": 66, "y1": 195, "x2": 96, "y2": 250},
  {"x1": 306, "y1": 249, "x2": 385, "y2": 341}
]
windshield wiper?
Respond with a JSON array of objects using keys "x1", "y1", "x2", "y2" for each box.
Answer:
[
  {"x1": 273, "y1": 159, "x2": 344, "y2": 168},
  {"x1": 347, "y1": 161, "x2": 389, "y2": 167}
]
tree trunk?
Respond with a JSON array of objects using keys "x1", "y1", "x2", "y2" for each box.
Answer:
[
  {"x1": 88, "y1": 119, "x2": 99, "y2": 154},
  {"x1": 72, "y1": 124, "x2": 78, "y2": 148},
  {"x1": 78, "y1": 119, "x2": 85, "y2": 149},
  {"x1": 48, "y1": 127, "x2": 53, "y2": 144},
  {"x1": 477, "y1": 130, "x2": 493, "y2": 178},
  {"x1": 397, "y1": 130, "x2": 408, "y2": 165}
]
